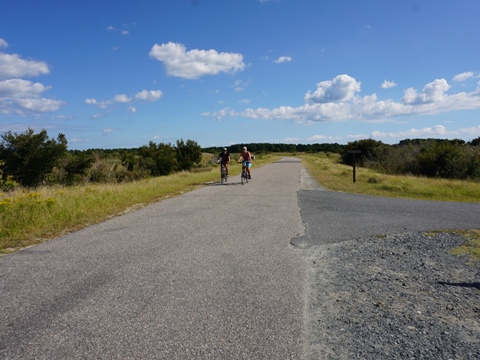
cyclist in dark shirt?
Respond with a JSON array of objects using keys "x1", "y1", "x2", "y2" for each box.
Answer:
[{"x1": 217, "y1": 148, "x2": 231, "y2": 177}]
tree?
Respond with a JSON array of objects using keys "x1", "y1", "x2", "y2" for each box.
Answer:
[
  {"x1": 61, "y1": 152, "x2": 95, "y2": 184},
  {"x1": 341, "y1": 139, "x2": 387, "y2": 166},
  {"x1": 138, "y1": 141, "x2": 177, "y2": 176},
  {"x1": 0, "y1": 128, "x2": 67, "y2": 187},
  {"x1": 175, "y1": 139, "x2": 202, "y2": 171},
  {"x1": 416, "y1": 142, "x2": 471, "y2": 179},
  {"x1": 469, "y1": 137, "x2": 480, "y2": 147}
]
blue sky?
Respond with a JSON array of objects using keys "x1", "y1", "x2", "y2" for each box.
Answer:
[{"x1": 1, "y1": 0, "x2": 480, "y2": 150}]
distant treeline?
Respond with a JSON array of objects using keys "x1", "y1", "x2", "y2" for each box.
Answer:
[
  {"x1": 1, "y1": 128, "x2": 479, "y2": 190},
  {"x1": 203, "y1": 142, "x2": 345, "y2": 154}
]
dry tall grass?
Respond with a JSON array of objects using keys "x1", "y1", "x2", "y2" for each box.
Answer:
[
  {"x1": 300, "y1": 153, "x2": 480, "y2": 202},
  {"x1": 0, "y1": 154, "x2": 279, "y2": 252}
]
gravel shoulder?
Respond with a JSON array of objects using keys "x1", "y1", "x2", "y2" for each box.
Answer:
[{"x1": 304, "y1": 231, "x2": 480, "y2": 360}]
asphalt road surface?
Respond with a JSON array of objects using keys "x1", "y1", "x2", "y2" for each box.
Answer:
[
  {"x1": 0, "y1": 158, "x2": 307, "y2": 359},
  {"x1": 293, "y1": 171, "x2": 480, "y2": 248},
  {"x1": 1, "y1": 158, "x2": 479, "y2": 359}
]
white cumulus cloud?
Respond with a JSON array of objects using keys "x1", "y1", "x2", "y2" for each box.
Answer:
[
  {"x1": 0, "y1": 43, "x2": 62, "y2": 115},
  {"x1": 304, "y1": 74, "x2": 361, "y2": 104},
  {"x1": 0, "y1": 53, "x2": 50, "y2": 80},
  {"x1": 205, "y1": 73, "x2": 480, "y2": 124},
  {"x1": 149, "y1": 42, "x2": 246, "y2": 79},
  {"x1": 381, "y1": 80, "x2": 397, "y2": 89},
  {"x1": 0, "y1": 79, "x2": 63, "y2": 115},
  {"x1": 402, "y1": 79, "x2": 450, "y2": 104}
]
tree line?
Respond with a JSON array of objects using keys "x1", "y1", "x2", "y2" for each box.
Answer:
[
  {"x1": 1, "y1": 128, "x2": 479, "y2": 190},
  {"x1": 203, "y1": 142, "x2": 344, "y2": 154},
  {"x1": 341, "y1": 138, "x2": 480, "y2": 180},
  {"x1": 0, "y1": 129, "x2": 202, "y2": 189}
]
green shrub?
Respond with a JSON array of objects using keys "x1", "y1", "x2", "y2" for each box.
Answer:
[{"x1": 0, "y1": 128, "x2": 67, "y2": 187}]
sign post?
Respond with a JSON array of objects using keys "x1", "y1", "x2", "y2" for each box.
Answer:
[{"x1": 347, "y1": 150, "x2": 361, "y2": 183}]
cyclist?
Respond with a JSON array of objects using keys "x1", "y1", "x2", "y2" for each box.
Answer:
[
  {"x1": 217, "y1": 147, "x2": 230, "y2": 177},
  {"x1": 238, "y1": 146, "x2": 252, "y2": 179}
]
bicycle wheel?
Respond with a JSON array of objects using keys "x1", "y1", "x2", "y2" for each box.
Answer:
[{"x1": 241, "y1": 171, "x2": 245, "y2": 185}]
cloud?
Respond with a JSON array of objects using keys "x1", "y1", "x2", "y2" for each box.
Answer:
[
  {"x1": 0, "y1": 43, "x2": 62, "y2": 115},
  {"x1": 205, "y1": 74, "x2": 480, "y2": 124},
  {"x1": 113, "y1": 94, "x2": 131, "y2": 103},
  {"x1": 85, "y1": 98, "x2": 110, "y2": 109},
  {"x1": 304, "y1": 74, "x2": 361, "y2": 104},
  {"x1": 102, "y1": 128, "x2": 114, "y2": 135},
  {"x1": 402, "y1": 79, "x2": 450, "y2": 104},
  {"x1": 149, "y1": 42, "x2": 245, "y2": 79},
  {"x1": 107, "y1": 25, "x2": 130, "y2": 35},
  {"x1": 0, "y1": 53, "x2": 50, "y2": 80},
  {"x1": 0, "y1": 79, "x2": 63, "y2": 115},
  {"x1": 308, "y1": 134, "x2": 335, "y2": 142},
  {"x1": 381, "y1": 80, "x2": 397, "y2": 89},
  {"x1": 372, "y1": 125, "x2": 447, "y2": 139},
  {"x1": 453, "y1": 72, "x2": 474, "y2": 82},
  {"x1": 128, "y1": 106, "x2": 136, "y2": 113},
  {"x1": 274, "y1": 56, "x2": 292, "y2": 64},
  {"x1": 86, "y1": 90, "x2": 163, "y2": 109},
  {"x1": 134, "y1": 89, "x2": 163, "y2": 101},
  {"x1": 371, "y1": 125, "x2": 480, "y2": 141}
]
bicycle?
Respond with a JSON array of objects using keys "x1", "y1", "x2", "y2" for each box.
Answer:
[
  {"x1": 220, "y1": 163, "x2": 228, "y2": 184},
  {"x1": 240, "y1": 161, "x2": 249, "y2": 185}
]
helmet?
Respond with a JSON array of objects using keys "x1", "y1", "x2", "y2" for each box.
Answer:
[{"x1": 243, "y1": 146, "x2": 247, "y2": 150}]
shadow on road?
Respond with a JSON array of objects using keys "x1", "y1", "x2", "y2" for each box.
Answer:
[
  {"x1": 438, "y1": 281, "x2": 480, "y2": 290},
  {"x1": 208, "y1": 182, "x2": 244, "y2": 187}
]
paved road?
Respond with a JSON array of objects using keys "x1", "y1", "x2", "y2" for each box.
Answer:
[
  {"x1": 2, "y1": 158, "x2": 479, "y2": 359},
  {"x1": 0, "y1": 158, "x2": 306, "y2": 359},
  {"x1": 292, "y1": 173, "x2": 480, "y2": 248}
]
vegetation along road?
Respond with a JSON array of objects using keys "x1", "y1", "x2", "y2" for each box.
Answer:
[{"x1": 1, "y1": 157, "x2": 479, "y2": 358}]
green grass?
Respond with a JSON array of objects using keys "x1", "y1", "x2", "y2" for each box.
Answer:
[
  {"x1": 0, "y1": 154, "x2": 279, "y2": 253},
  {"x1": 299, "y1": 152, "x2": 480, "y2": 202},
  {"x1": 449, "y1": 229, "x2": 480, "y2": 265}
]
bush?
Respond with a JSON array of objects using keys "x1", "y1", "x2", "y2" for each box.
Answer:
[
  {"x1": 340, "y1": 138, "x2": 480, "y2": 180},
  {"x1": 0, "y1": 161, "x2": 18, "y2": 192},
  {"x1": 138, "y1": 142, "x2": 177, "y2": 176},
  {"x1": 175, "y1": 139, "x2": 202, "y2": 171},
  {"x1": 0, "y1": 128, "x2": 67, "y2": 187}
]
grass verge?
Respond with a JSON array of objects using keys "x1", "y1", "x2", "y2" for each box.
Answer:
[
  {"x1": 299, "y1": 152, "x2": 480, "y2": 265},
  {"x1": 299, "y1": 152, "x2": 480, "y2": 202},
  {"x1": 0, "y1": 154, "x2": 280, "y2": 253}
]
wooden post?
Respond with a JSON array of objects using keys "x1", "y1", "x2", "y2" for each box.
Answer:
[{"x1": 347, "y1": 150, "x2": 361, "y2": 183}]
